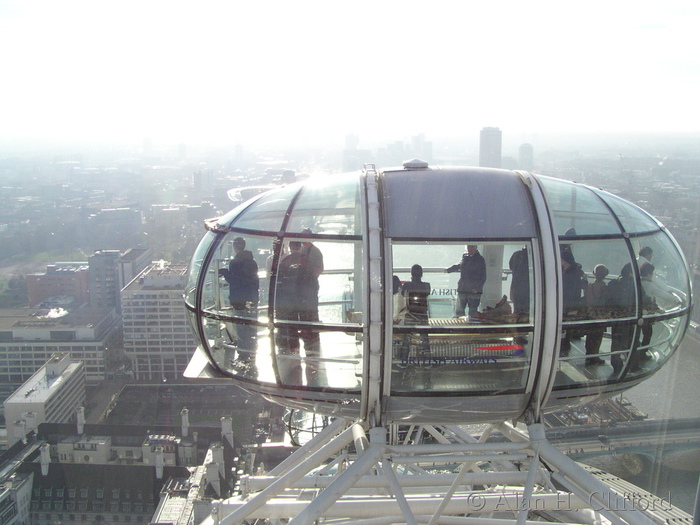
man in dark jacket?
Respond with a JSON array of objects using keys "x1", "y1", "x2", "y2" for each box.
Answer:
[
  {"x1": 509, "y1": 246, "x2": 530, "y2": 318},
  {"x1": 219, "y1": 237, "x2": 259, "y2": 361},
  {"x1": 445, "y1": 245, "x2": 486, "y2": 320},
  {"x1": 275, "y1": 240, "x2": 323, "y2": 382},
  {"x1": 560, "y1": 249, "x2": 586, "y2": 356}
]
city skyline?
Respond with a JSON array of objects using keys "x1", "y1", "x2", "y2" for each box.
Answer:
[
  {"x1": 1, "y1": 1, "x2": 698, "y2": 149},
  {"x1": 0, "y1": 119, "x2": 699, "y2": 522}
]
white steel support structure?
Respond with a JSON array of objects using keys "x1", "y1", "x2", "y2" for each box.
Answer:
[{"x1": 202, "y1": 421, "x2": 663, "y2": 525}]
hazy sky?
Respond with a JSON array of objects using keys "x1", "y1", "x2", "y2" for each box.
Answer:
[{"x1": 1, "y1": 1, "x2": 698, "y2": 148}]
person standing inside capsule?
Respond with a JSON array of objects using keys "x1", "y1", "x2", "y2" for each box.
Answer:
[
  {"x1": 275, "y1": 232, "x2": 324, "y2": 383},
  {"x1": 396, "y1": 264, "x2": 431, "y2": 366},
  {"x1": 218, "y1": 237, "x2": 259, "y2": 363},
  {"x1": 445, "y1": 245, "x2": 486, "y2": 321},
  {"x1": 300, "y1": 228, "x2": 324, "y2": 309},
  {"x1": 608, "y1": 263, "x2": 636, "y2": 373},
  {"x1": 584, "y1": 264, "x2": 609, "y2": 366},
  {"x1": 560, "y1": 249, "x2": 586, "y2": 356},
  {"x1": 275, "y1": 241, "x2": 305, "y2": 357},
  {"x1": 638, "y1": 262, "x2": 675, "y2": 351},
  {"x1": 299, "y1": 229, "x2": 324, "y2": 379},
  {"x1": 509, "y1": 245, "x2": 530, "y2": 320}
]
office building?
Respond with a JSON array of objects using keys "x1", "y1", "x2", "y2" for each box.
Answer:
[
  {"x1": 121, "y1": 263, "x2": 196, "y2": 381},
  {"x1": 519, "y1": 143, "x2": 534, "y2": 171},
  {"x1": 117, "y1": 248, "x2": 151, "y2": 291},
  {"x1": 410, "y1": 133, "x2": 433, "y2": 162},
  {"x1": 4, "y1": 353, "x2": 86, "y2": 448},
  {"x1": 88, "y1": 250, "x2": 121, "y2": 311},
  {"x1": 0, "y1": 307, "x2": 120, "y2": 391},
  {"x1": 479, "y1": 127, "x2": 502, "y2": 168},
  {"x1": 26, "y1": 263, "x2": 90, "y2": 308},
  {"x1": 87, "y1": 248, "x2": 151, "y2": 314}
]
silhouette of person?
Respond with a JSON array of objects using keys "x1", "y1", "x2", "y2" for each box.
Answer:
[
  {"x1": 396, "y1": 264, "x2": 431, "y2": 366},
  {"x1": 275, "y1": 238, "x2": 323, "y2": 382},
  {"x1": 445, "y1": 245, "x2": 486, "y2": 321},
  {"x1": 509, "y1": 246, "x2": 530, "y2": 319},
  {"x1": 608, "y1": 263, "x2": 635, "y2": 373},
  {"x1": 300, "y1": 228, "x2": 324, "y2": 312},
  {"x1": 637, "y1": 262, "x2": 674, "y2": 364},
  {"x1": 584, "y1": 264, "x2": 609, "y2": 366},
  {"x1": 392, "y1": 275, "x2": 406, "y2": 322},
  {"x1": 560, "y1": 227, "x2": 577, "y2": 260},
  {"x1": 637, "y1": 246, "x2": 653, "y2": 267},
  {"x1": 560, "y1": 249, "x2": 586, "y2": 356},
  {"x1": 218, "y1": 237, "x2": 259, "y2": 362}
]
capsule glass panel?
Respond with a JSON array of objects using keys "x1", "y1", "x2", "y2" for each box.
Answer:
[
  {"x1": 228, "y1": 183, "x2": 302, "y2": 232},
  {"x1": 202, "y1": 314, "x2": 274, "y2": 383},
  {"x1": 595, "y1": 191, "x2": 662, "y2": 234},
  {"x1": 540, "y1": 177, "x2": 621, "y2": 236},
  {"x1": 202, "y1": 232, "x2": 270, "y2": 322},
  {"x1": 554, "y1": 227, "x2": 690, "y2": 390},
  {"x1": 273, "y1": 238, "x2": 363, "y2": 390},
  {"x1": 285, "y1": 174, "x2": 361, "y2": 235},
  {"x1": 556, "y1": 236, "x2": 637, "y2": 387},
  {"x1": 632, "y1": 232, "x2": 690, "y2": 312},
  {"x1": 626, "y1": 315, "x2": 686, "y2": 379},
  {"x1": 390, "y1": 241, "x2": 535, "y2": 394},
  {"x1": 185, "y1": 231, "x2": 218, "y2": 308}
]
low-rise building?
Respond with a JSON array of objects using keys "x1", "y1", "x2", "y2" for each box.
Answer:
[
  {"x1": 26, "y1": 264, "x2": 90, "y2": 308},
  {"x1": 21, "y1": 414, "x2": 238, "y2": 525},
  {"x1": 4, "y1": 353, "x2": 86, "y2": 448},
  {"x1": 0, "y1": 307, "x2": 120, "y2": 391},
  {"x1": 0, "y1": 468, "x2": 33, "y2": 525}
]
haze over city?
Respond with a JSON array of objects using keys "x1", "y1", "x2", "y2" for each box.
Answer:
[{"x1": 1, "y1": 2, "x2": 700, "y2": 524}]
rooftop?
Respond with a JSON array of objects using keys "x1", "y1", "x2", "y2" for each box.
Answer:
[
  {"x1": 122, "y1": 262, "x2": 189, "y2": 292},
  {"x1": 120, "y1": 247, "x2": 151, "y2": 262},
  {"x1": 0, "y1": 306, "x2": 115, "y2": 332},
  {"x1": 28, "y1": 263, "x2": 89, "y2": 275},
  {"x1": 4, "y1": 354, "x2": 82, "y2": 405}
]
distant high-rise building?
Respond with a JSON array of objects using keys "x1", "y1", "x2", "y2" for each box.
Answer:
[
  {"x1": 479, "y1": 127, "x2": 502, "y2": 168},
  {"x1": 519, "y1": 143, "x2": 534, "y2": 171},
  {"x1": 87, "y1": 248, "x2": 151, "y2": 313},
  {"x1": 410, "y1": 133, "x2": 433, "y2": 162},
  {"x1": 89, "y1": 250, "x2": 122, "y2": 311},
  {"x1": 121, "y1": 263, "x2": 197, "y2": 381},
  {"x1": 377, "y1": 141, "x2": 407, "y2": 168},
  {"x1": 342, "y1": 134, "x2": 371, "y2": 172},
  {"x1": 118, "y1": 248, "x2": 152, "y2": 291}
]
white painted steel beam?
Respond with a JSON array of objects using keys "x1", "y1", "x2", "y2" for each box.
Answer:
[{"x1": 203, "y1": 422, "x2": 680, "y2": 525}]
